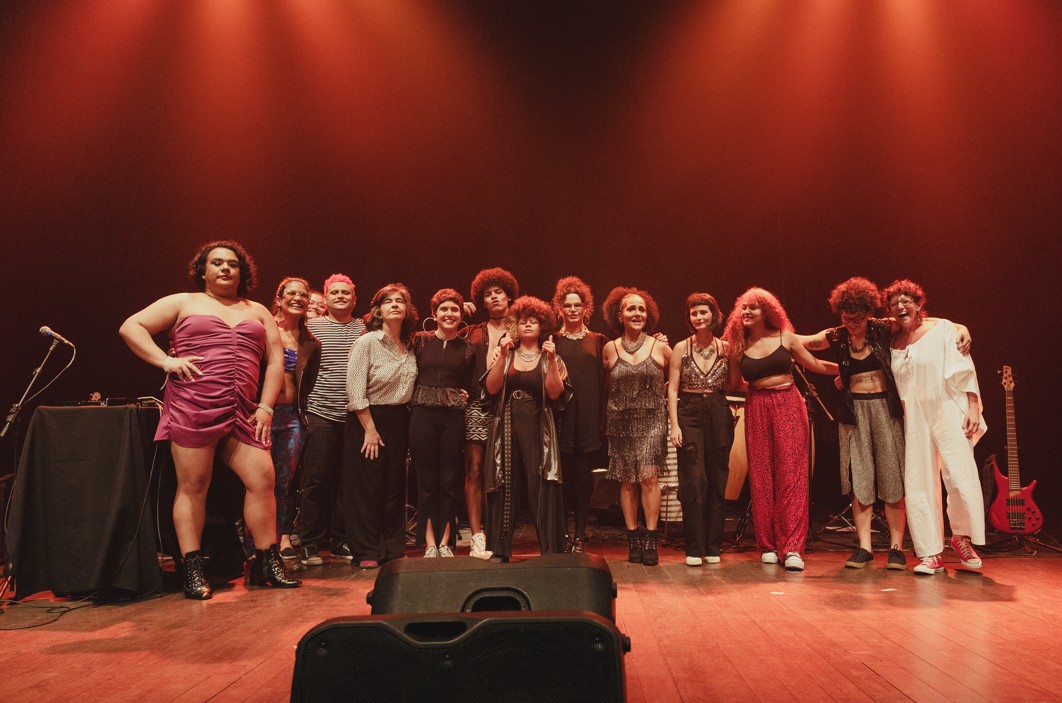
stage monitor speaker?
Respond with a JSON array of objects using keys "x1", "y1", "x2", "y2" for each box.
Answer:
[
  {"x1": 366, "y1": 552, "x2": 617, "y2": 622},
  {"x1": 291, "y1": 611, "x2": 629, "y2": 703}
]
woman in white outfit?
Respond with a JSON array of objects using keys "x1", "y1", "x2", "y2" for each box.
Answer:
[{"x1": 886, "y1": 280, "x2": 986, "y2": 575}]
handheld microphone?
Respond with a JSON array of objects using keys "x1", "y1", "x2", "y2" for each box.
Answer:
[{"x1": 39, "y1": 326, "x2": 75, "y2": 347}]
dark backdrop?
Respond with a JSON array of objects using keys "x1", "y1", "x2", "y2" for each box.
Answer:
[{"x1": 2, "y1": 1, "x2": 1060, "y2": 511}]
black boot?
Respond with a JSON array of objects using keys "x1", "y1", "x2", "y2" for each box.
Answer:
[
  {"x1": 247, "y1": 545, "x2": 302, "y2": 588},
  {"x1": 642, "y1": 529, "x2": 659, "y2": 566},
  {"x1": 182, "y1": 550, "x2": 212, "y2": 600},
  {"x1": 627, "y1": 529, "x2": 643, "y2": 564}
]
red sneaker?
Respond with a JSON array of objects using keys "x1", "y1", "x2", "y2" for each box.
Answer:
[
  {"x1": 913, "y1": 554, "x2": 945, "y2": 575},
  {"x1": 950, "y1": 535, "x2": 982, "y2": 570}
]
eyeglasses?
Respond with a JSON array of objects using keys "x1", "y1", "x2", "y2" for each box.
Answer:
[{"x1": 890, "y1": 297, "x2": 916, "y2": 308}]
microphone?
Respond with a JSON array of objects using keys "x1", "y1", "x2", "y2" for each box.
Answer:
[{"x1": 39, "y1": 326, "x2": 75, "y2": 347}]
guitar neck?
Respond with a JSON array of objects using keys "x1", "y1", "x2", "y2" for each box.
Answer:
[{"x1": 1005, "y1": 387, "x2": 1020, "y2": 489}]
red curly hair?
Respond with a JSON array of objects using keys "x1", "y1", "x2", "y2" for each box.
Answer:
[
  {"x1": 506, "y1": 296, "x2": 558, "y2": 347},
  {"x1": 601, "y1": 286, "x2": 660, "y2": 336},
  {"x1": 551, "y1": 276, "x2": 594, "y2": 325},
  {"x1": 723, "y1": 287, "x2": 794, "y2": 356}
]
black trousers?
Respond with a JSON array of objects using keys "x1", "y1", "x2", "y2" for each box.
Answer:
[
  {"x1": 485, "y1": 397, "x2": 565, "y2": 559},
  {"x1": 298, "y1": 412, "x2": 347, "y2": 548},
  {"x1": 344, "y1": 405, "x2": 410, "y2": 563},
  {"x1": 561, "y1": 451, "x2": 594, "y2": 539},
  {"x1": 409, "y1": 405, "x2": 464, "y2": 544},
  {"x1": 676, "y1": 393, "x2": 733, "y2": 558}
]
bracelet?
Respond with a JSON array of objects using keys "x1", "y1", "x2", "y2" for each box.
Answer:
[
  {"x1": 257, "y1": 403, "x2": 274, "y2": 416},
  {"x1": 162, "y1": 356, "x2": 175, "y2": 373}
]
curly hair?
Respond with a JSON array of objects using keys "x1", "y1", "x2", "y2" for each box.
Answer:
[
  {"x1": 470, "y1": 267, "x2": 519, "y2": 309},
  {"x1": 188, "y1": 241, "x2": 256, "y2": 296},
  {"x1": 722, "y1": 287, "x2": 794, "y2": 356},
  {"x1": 601, "y1": 286, "x2": 660, "y2": 336},
  {"x1": 882, "y1": 279, "x2": 927, "y2": 318},
  {"x1": 430, "y1": 288, "x2": 464, "y2": 315},
  {"x1": 364, "y1": 283, "x2": 419, "y2": 346},
  {"x1": 551, "y1": 276, "x2": 594, "y2": 325},
  {"x1": 506, "y1": 296, "x2": 558, "y2": 347},
  {"x1": 828, "y1": 277, "x2": 881, "y2": 315},
  {"x1": 684, "y1": 292, "x2": 723, "y2": 334}
]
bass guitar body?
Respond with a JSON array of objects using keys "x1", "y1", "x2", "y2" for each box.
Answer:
[{"x1": 987, "y1": 453, "x2": 1043, "y2": 535}]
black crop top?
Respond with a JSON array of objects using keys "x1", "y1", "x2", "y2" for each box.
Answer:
[
  {"x1": 740, "y1": 341, "x2": 792, "y2": 383},
  {"x1": 847, "y1": 351, "x2": 881, "y2": 375}
]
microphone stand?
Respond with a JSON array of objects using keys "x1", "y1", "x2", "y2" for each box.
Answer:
[
  {"x1": 2, "y1": 339, "x2": 59, "y2": 442},
  {"x1": 792, "y1": 365, "x2": 834, "y2": 551},
  {"x1": 1, "y1": 339, "x2": 60, "y2": 605}
]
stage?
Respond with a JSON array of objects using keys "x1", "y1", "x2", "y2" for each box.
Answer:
[{"x1": 3, "y1": 519, "x2": 1061, "y2": 703}]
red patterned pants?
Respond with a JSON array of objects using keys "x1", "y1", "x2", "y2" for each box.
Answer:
[{"x1": 744, "y1": 384, "x2": 809, "y2": 557}]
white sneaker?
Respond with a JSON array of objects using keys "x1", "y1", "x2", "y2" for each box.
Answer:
[
  {"x1": 761, "y1": 551, "x2": 779, "y2": 564},
  {"x1": 685, "y1": 556, "x2": 704, "y2": 566},
  {"x1": 784, "y1": 552, "x2": 805, "y2": 571},
  {"x1": 438, "y1": 545, "x2": 454, "y2": 558},
  {"x1": 705, "y1": 555, "x2": 721, "y2": 564},
  {"x1": 424, "y1": 546, "x2": 439, "y2": 558},
  {"x1": 470, "y1": 532, "x2": 493, "y2": 560}
]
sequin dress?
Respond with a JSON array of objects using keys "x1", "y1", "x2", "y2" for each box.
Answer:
[{"x1": 605, "y1": 341, "x2": 668, "y2": 482}]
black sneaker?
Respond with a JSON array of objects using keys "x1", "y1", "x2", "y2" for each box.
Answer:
[
  {"x1": 299, "y1": 543, "x2": 323, "y2": 566},
  {"x1": 887, "y1": 546, "x2": 907, "y2": 570},
  {"x1": 571, "y1": 536, "x2": 587, "y2": 554},
  {"x1": 279, "y1": 546, "x2": 298, "y2": 561},
  {"x1": 330, "y1": 542, "x2": 353, "y2": 561},
  {"x1": 845, "y1": 547, "x2": 874, "y2": 569}
]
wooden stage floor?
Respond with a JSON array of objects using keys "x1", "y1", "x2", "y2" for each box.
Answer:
[{"x1": 3, "y1": 522, "x2": 1062, "y2": 703}]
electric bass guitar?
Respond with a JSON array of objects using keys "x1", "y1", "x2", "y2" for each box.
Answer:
[{"x1": 987, "y1": 366, "x2": 1043, "y2": 534}]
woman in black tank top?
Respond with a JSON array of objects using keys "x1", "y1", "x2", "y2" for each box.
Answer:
[
  {"x1": 482, "y1": 296, "x2": 568, "y2": 561},
  {"x1": 723, "y1": 287, "x2": 837, "y2": 572}
]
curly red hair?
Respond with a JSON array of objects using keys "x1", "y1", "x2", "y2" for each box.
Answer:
[
  {"x1": 551, "y1": 276, "x2": 594, "y2": 325},
  {"x1": 470, "y1": 267, "x2": 519, "y2": 309},
  {"x1": 882, "y1": 279, "x2": 927, "y2": 319},
  {"x1": 723, "y1": 287, "x2": 794, "y2": 356},
  {"x1": 601, "y1": 286, "x2": 659, "y2": 336},
  {"x1": 828, "y1": 277, "x2": 881, "y2": 315},
  {"x1": 506, "y1": 296, "x2": 558, "y2": 346}
]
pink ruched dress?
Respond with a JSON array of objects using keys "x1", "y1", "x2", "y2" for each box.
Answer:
[{"x1": 155, "y1": 314, "x2": 268, "y2": 449}]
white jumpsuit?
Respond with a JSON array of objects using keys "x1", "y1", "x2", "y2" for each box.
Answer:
[{"x1": 891, "y1": 320, "x2": 986, "y2": 558}]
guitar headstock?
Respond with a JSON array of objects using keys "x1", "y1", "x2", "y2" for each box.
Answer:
[{"x1": 1000, "y1": 365, "x2": 1014, "y2": 391}]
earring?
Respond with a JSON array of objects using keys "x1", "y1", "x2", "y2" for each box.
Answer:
[{"x1": 422, "y1": 317, "x2": 437, "y2": 333}]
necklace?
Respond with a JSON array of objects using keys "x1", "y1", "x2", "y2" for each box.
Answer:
[
  {"x1": 621, "y1": 333, "x2": 647, "y2": 355},
  {"x1": 849, "y1": 335, "x2": 868, "y2": 353},
  {"x1": 517, "y1": 348, "x2": 541, "y2": 363},
  {"x1": 560, "y1": 326, "x2": 588, "y2": 341},
  {"x1": 693, "y1": 338, "x2": 716, "y2": 359}
]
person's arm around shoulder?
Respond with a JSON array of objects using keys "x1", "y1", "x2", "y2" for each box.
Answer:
[{"x1": 784, "y1": 329, "x2": 839, "y2": 376}]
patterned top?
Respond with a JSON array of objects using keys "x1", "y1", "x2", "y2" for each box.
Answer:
[
  {"x1": 679, "y1": 337, "x2": 727, "y2": 392},
  {"x1": 346, "y1": 329, "x2": 418, "y2": 410},
  {"x1": 306, "y1": 316, "x2": 366, "y2": 421}
]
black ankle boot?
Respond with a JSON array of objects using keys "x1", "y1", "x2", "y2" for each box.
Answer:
[
  {"x1": 182, "y1": 550, "x2": 212, "y2": 600},
  {"x1": 642, "y1": 529, "x2": 659, "y2": 566},
  {"x1": 627, "y1": 529, "x2": 643, "y2": 564},
  {"x1": 247, "y1": 545, "x2": 302, "y2": 589}
]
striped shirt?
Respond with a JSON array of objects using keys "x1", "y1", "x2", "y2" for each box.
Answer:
[
  {"x1": 346, "y1": 330, "x2": 418, "y2": 411},
  {"x1": 306, "y1": 316, "x2": 366, "y2": 422}
]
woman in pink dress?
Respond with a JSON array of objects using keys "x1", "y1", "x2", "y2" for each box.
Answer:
[{"x1": 120, "y1": 241, "x2": 300, "y2": 598}]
